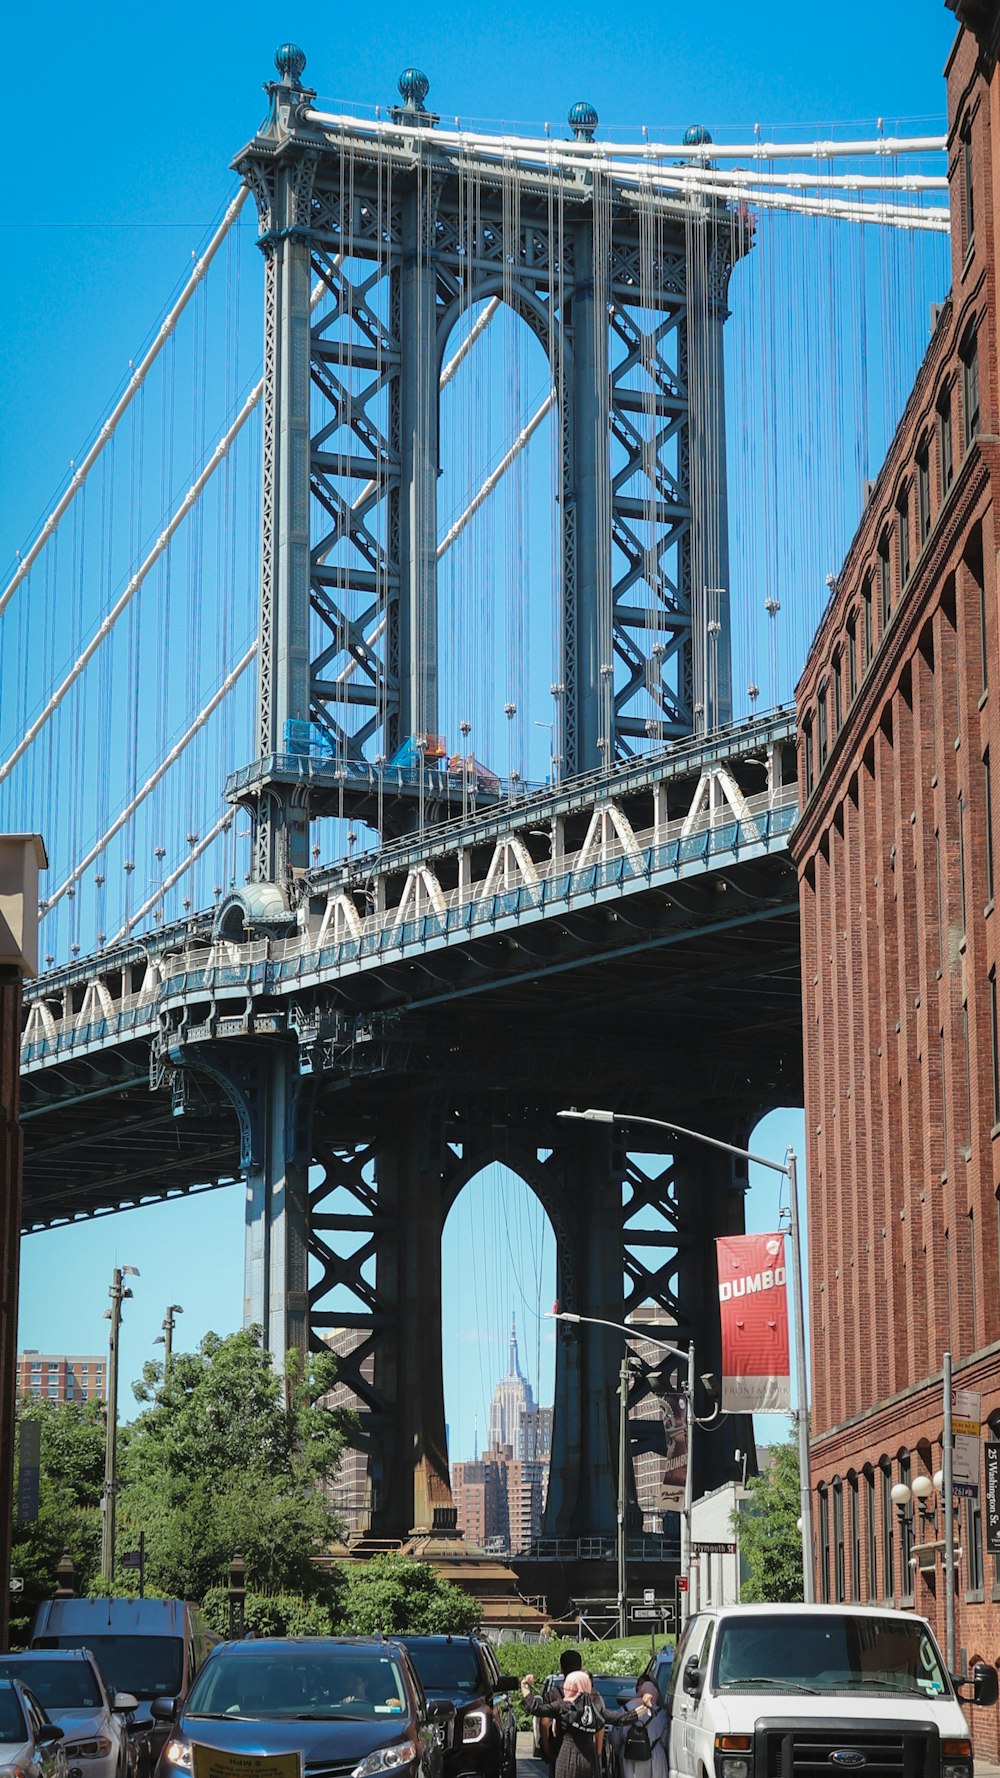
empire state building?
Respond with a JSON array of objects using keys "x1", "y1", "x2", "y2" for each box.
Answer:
[{"x1": 487, "y1": 1315, "x2": 552, "y2": 1461}]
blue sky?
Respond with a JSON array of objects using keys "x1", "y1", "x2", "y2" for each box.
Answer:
[{"x1": 8, "y1": 1, "x2": 956, "y2": 1463}]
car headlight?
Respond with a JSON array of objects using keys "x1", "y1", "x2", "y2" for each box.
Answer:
[
  {"x1": 462, "y1": 1711, "x2": 488, "y2": 1745},
  {"x1": 942, "y1": 1739, "x2": 972, "y2": 1778},
  {"x1": 63, "y1": 1741, "x2": 114, "y2": 1761},
  {"x1": 163, "y1": 1742, "x2": 192, "y2": 1772},
  {"x1": 0, "y1": 1765, "x2": 26, "y2": 1778},
  {"x1": 352, "y1": 1744, "x2": 418, "y2": 1778},
  {"x1": 715, "y1": 1733, "x2": 752, "y2": 1778}
]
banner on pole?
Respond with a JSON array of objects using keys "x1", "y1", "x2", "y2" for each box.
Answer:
[{"x1": 716, "y1": 1233, "x2": 791, "y2": 1414}]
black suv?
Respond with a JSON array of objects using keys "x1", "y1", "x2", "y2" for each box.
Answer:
[{"x1": 399, "y1": 1639, "x2": 517, "y2": 1778}]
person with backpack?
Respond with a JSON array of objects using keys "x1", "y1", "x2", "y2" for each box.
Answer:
[
  {"x1": 520, "y1": 1671, "x2": 650, "y2": 1778},
  {"x1": 539, "y1": 1651, "x2": 585, "y2": 1773},
  {"x1": 615, "y1": 1680, "x2": 667, "y2": 1778}
]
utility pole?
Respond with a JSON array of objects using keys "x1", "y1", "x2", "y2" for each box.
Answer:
[
  {"x1": 617, "y1": 1354, "x2": 631, "y2": 1638},
  {"x1": 943, "y1": 1351, "x2": 955, "y2": 1669},
  {"x1": 101, "y1": 1265, "x2": 139, "y2": 1588}
]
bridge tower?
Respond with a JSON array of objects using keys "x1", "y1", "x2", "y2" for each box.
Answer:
[{"x1": 183, "y1": 47, "x2": 772, "y2": 1554}]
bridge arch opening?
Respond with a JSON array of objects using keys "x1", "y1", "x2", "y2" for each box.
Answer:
[
  {"x1": 436, "y1": 298, "x2": 558, "y2": 793},
  {"x1": 440, "y1": 1160, "x2": 556, "y2": 1553}
]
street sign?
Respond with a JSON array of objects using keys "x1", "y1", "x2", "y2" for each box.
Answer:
[
  {"x1": 9, "y1": 1578, "x2": 23, "y2": 1593},
  {"x1": 952, "y1": 1389, "x2": 981, "y2": 1500},
  {"x1": 643, "y1": 1588, "x2": 655, "y2": 1605},
  {"x1": 692, "y1": 1541, "x2": 737, "y2": 1555},
  {"x1": 986, "y1": 1443, "x2": 1000, "y2": 1555},
  {"x1": 677, "y1": 1576, "x2": 689, "y2": 1592},
  {"x1": 632, "y1": 1608, "x2": 662, "y2": 1621}
]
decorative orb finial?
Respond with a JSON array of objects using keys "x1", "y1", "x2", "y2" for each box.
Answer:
[
  {"x1": 568, "y1": 100, "x2": 599, "y2": 142},
  {"x1": 682, "y1": 123, "x2": 712, "y2": 148},
  {"x1": 274, "y1": 42, "x2": 307, "y2": 82},
  {"x1": 398, "y1": 67, "x2": 430, "y2": 108}
]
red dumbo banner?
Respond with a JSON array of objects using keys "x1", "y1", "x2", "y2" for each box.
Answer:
[{"x1": 716, "y1": 1232, "x2": 791, "y2": 1413}]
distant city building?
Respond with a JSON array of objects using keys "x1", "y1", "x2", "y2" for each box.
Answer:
[
  {"x1": 451, "y1": 1457, "x2": 504, "y2": 1545},
  {"x1": 17, "y1": 1352, "x2": 106, "y2": 1403},
  {"x1": 319, "y1": 1328, "x2": 372, "y2": 1541},
  {"x1": 453, "y1": 1316, "x2": 552, "y2": 1551}
]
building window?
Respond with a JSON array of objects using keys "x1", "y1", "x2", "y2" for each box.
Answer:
[
  {"x1": 847, "y1": 612, "x2": 858, "y2": 701},
  {"x1": 958, "y1": 791, "x2": 967, "y2": 928},
  {"x1": 962, "y1": 325, "x2": 980, "y2": 447},
  {"x1": 963, "y1": 119, "x2": 975, "y2": 256},
  {"x1": 917, "y1": 437, "x2": 931, "y2": 544},
  {"x1": 935, "y1": 829, "x2": 945, "y2": 973},
  {"x1": 990, "y1": 973, "x2": 1000, "y2": 1134},
  {"x1": 940, "y1": 387, "x2": 954, "y2": 492},
  {"x1": 818, "y1": 686, "x2": 828, "y2": 768},
  {"x1": 818, "y1": 1486, "x2": 831, "y2": 1602},
  {"x1": 833, "y1": 651, "x2": 842, "y2": 732},
  {"x1": 850, "y1": 1474, "x2": 861, "y2": 1601},
  {"x1": 899, "y1": 1452, "x2": 914, "y2": 1603},
  {"x1": 804, "y1": 720, "x2": 814, "y2": 795},
  {"x1": 862, "y1": 577, "x2": 873, "y2": 666},
  {"x1": 986, "y1": 752, "x2": 995, "y2": 903},
  {"x1": 880, "y1": 1460, "x2": 895, "y2": 1599},
  {"x1": 897, "y1": 489, "x2": 911, "y2": 588},
  {"x1": 879, "y1": 535, "x2": 892, "y2": 631},
  {"x1": 966, "y1": 1494, "x2": 984, "y2": 1594},
  {"x1": 833, "y1": 1478, "x2": 845, "y2": 1602}
]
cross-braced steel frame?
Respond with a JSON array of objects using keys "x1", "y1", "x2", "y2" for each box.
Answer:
[{"x1": 234, "y1": 55, "x2": 746, "y2": 880}]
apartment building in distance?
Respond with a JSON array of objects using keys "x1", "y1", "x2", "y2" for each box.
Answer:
[{"x1": 17, "y1": 1352, "x2": 106, "y2": 1402}]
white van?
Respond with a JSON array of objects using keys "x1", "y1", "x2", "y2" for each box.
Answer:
[{"x1": 664, "y1": 1603, "x2": 998, "y2": 1778}]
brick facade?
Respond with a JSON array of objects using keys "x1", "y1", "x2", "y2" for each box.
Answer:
[{"x1": 792, "y1": 8, "x2": 1000, "y2": 1753}]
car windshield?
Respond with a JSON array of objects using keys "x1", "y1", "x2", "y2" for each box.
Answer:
[
  {"x1": 0, "y1": 1660, "x2": 102, "y2": 1711},
  {"x1": 33, "y1": 1637, "x2": 183, "y2": 1699},
  {"x1": 0, "y1": 1689, "x2": 27, "y2": 1744},
  {"x1": 591, "y1": 1678, "x2": 631, "y2": 1708},
  {"x1": 713, "y1": 1616, "x2": 951, "y2": 1698},
  {"x1": 403, "y1": 1646, "x2": 481, "y2": 1696},
  {"x1": 186, "y1": 1649, "x2": 409, "y2": 1720}
]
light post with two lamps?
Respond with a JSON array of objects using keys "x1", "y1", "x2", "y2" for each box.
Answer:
[
  {"x1": 153, "y1": 1304, "x2": 183, "y2": 1376},
  {"x1": 558, "y1": 1105, "x2": 815, "y2": 1602},
  {"x1": 101, "y1": 1265, "x2": 139, "y2": 1586},
  {"x1": 548, "y1": 1307, "x2": 709, "y2": 1636}
]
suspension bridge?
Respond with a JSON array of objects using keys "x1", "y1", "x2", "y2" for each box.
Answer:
[{"x1": 1, "y1": 42, "x2": 953, "y2": 1594}]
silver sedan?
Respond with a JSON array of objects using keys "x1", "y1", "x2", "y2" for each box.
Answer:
[{"x1": 0, "y1": 1677, "x2": 67, "y2": 1778}]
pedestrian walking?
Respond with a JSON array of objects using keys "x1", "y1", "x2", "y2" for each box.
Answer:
[{"x1": 614, "y1": 1681, "x2": 667, "y2": 1778}]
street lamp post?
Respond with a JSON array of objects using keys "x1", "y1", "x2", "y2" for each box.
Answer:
[
  {"x1": 551, "y1": 1307, "x2": 699, "y2": 1632},
  {"x1": 101, "y1": 1265, "x2": 139, "y2": 1587},
  {"x1": 153, "y1": 1304, "x2": 183, "y2": 1376},
  {"x1": 558, "y1": 1106, "x2": 815, "y2": 1602}
]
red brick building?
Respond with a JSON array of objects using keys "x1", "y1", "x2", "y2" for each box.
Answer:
[
  {"x1": 16, "y1": 1351, "x2": 106, "y2": 1402},
  {"x1": 792, "y1": 1, "x2": 1000, "y2": 1743}
]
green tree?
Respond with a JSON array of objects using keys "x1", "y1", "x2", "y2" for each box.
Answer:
[
  {"x1": 733, "y1": 1434, "x2": 804, "y2": 1602},
  {"x1": 9, "y1": 1398, "x2": 106, "y2": 1642},
  {"x1": 335, "y1": 1554, "x2": 480, "y2": 1635},
  {"x1": 117, "y1": 1327, "x2": 353, "y2": 1602}
]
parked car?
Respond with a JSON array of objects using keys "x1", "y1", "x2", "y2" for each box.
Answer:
[
  {"x1": 638, "y1": 1645, "x2": 674, "y2": 1704},
  {"x1": 0, "y1": 1676, "x2": 67, "y2": 1778},
  {"x1": 0, "y1": 1651, "x2": 138, "y2": 1778},
  {"x1": 31, "y1": 1596, "x2": 218, "y2": 1775},
  {"x1": 153, "y1": 1637, "x2": 453, "y2": 1778},
  {"x1": 588, "y1": 1676, "x2": 638, "y2": 1778},
  {"x1": 399, "y1": 1637, "x2": 518, "y2": 1778}
]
